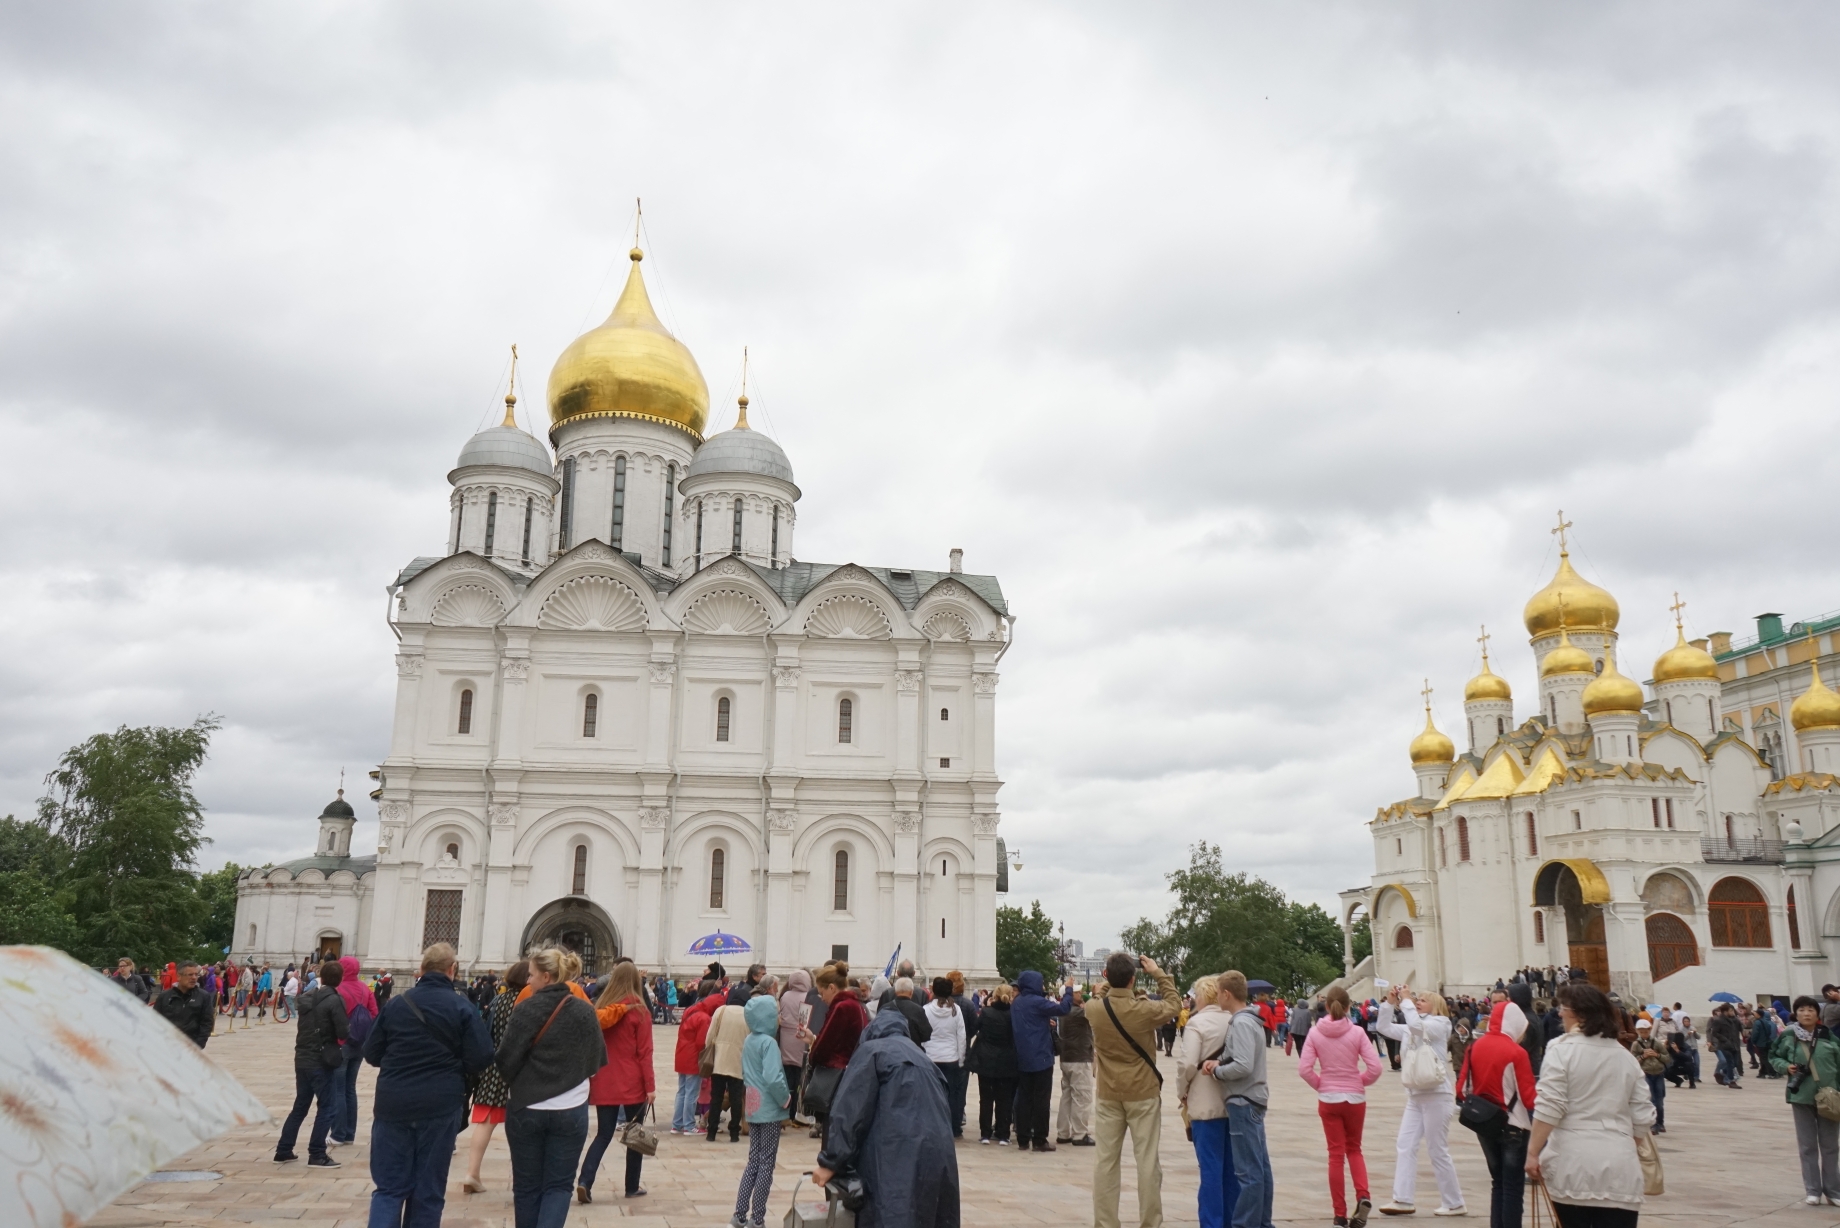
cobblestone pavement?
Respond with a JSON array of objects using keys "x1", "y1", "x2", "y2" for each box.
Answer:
[{"x1": 92, "y1": 1013, "x2": 1837, "y2": 1226}]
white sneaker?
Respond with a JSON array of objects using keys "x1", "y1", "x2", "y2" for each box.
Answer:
[
  {"x1": 1807, "y1": 1195, "x2": 1822, "y2": 1206},
  {"x1": 1432, "y1": 1209, "x2": 1467, "y2": 1218}
]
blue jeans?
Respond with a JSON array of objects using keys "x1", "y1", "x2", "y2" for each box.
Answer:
[
  {"x1": 1191, "y1": 1116, "x2": 1240, "y2": 1228},
  {"x1": 367, "y1": 1112, "x2": 463, "y2": 1228},
  {"x1": 1717, "y1": 1047, "x2": 1742, "y2": 1085},
  {"x1": 673, "y1": 1073, "x2": 701, "y2": 1132},
  {"x1": 330, "y1": 1046, "x2": 364, "y2": 1143},
  {"x1": 1226, "y1": 1100, "x2": 1274, "y2": 1228},
  {"x1": 505, "y1": 1104, "x2": 590, "y2": 1228},
  {"x1": 276, "y1": 1065, "x2": 336, "y2": 1160},
  {"x1": 1645, "y1": 1073, "x2": 1666, "y2": 1129},
  {"x1": 1477, "y1": 1124, "x2": 1528, "y2": 1228}
]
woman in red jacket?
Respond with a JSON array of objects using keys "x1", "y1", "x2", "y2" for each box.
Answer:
[
  {"x1": 576, "y1": 960, "x2": 654, "y2": 1203},
  {"x1": 673, "y1": 982, "x2": 723, "y2": 1134},
  {"x1": 1454, "y1": 999, "x2": 1537, "y2": 1228},
  {"x1": 799, "y1": 963, "x2": 867, "y2": 1147}
]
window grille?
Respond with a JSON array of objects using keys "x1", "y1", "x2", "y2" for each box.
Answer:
[
  {"x1": 732, "y1": 498, "x2": 743, "y2": 553},
  {"x1": 422, "y1": 889, "x2": 462, "y2": 950},
  {"x1": 709, "y1": 848, "x2": 726, "y2": 910},
  {"x1": 458, "y1": 689, "x2": 473, "y2": 735},
  {"x1": 662, "y1": 464, "x2": 675, "y2": 566},
  {"x1": 838, "y1": 698, "x2": 853, "y2": 744},
  {"x1": 484, "y1": 491, "x2": 498, "y2": 556},
  {"x1": 610, "y1": 456, "x2": 626, "y2": 549},
  {"x1": 560, "y1": 457, "x2": 576, "y2": 549},
  {"x1": 833, "y1": 850, "x2": 849, "y2": 911},
  {"x1": 572, "y1": 846, "x2": 587, "y2": 895},
  {"x1": 716, "y1": 696, "x2": 731, "y2": 742},
  {"x1": 583, "y1": 693, "x2": 598, "y2": 738},
  {"x1": 522, "y1": 495, "x2": 534, "y2": 564}
]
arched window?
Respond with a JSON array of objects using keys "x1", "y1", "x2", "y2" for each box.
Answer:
[
  {"x1": 1393, "y1": 925, "x2": 1414, "y2": 949},
  {"x1": 833, "y1": 849, "x2": 849, "y2": 911},
  {"x1": 1789, "y1": 885, "x2": 1802, "y2": 949},
  {"x1": 838, "y1": 697, "x2": 853, "y2": 744},
  {"x1": 694, "y1": 498, "x2": 704, "y2": 564},
  {"x1": 1456, "y1": 816, "x2": 1470, "y2": 862},
  {"x1": 940, "y1": 708, "x2": 949, "y2": 721},
  {"x1": 1665, "y1": 698, "x2": 1674, "y2": 726},
  {"x1": 709, "y1": 847, "x2": 726, "y2": 910},
  {"x1": 582, "y1": 693, "x2": 599, "y2": 738},
  {"x1": 1533, "y1": 911, "x2": 1545, "y2": 943},
  {"x1": 445, "y1": 842, "x2": 460, "y2": 861},
  {"x1": 1651, "y1": 798, "x2": 1662, "y2": 828},
  {"x1": 571, "y1": 845, "x2": 587, "y2": 895},
  {"x1": 1525, "y1": 811, "x2": 1538, "y2": 856},
  {"x1": 662, "y1": 463, "x2": 675, "y2": 566},
  {"x1": 771, "y1": 505, "x2": 780, "y2": 566},
  {"x1": 1709, "y1": 877, "x2": 1772, "y2": 948},
  {"x1": 521, "y1": 494, "x2": 534, "y2": 565},
  {"x1": 484, "y1": 490, "x2": 498, "y2": 556},
  {"x1": 1646, "y1": 912, "x2": 1700, "y2": 979},
  {"x1": 1437, "y1": 827, "x2": 1447, "y2": 867},
  {"x1": 610, "y1": 455, "x2": 627, "y2": 550},
  {"x1": 1496, "y1": 716, "x2": 1505, "y2": 736},
  {"x1": 716, "y1": 696, "x2": 731, "y2": 742},
  {"x1": 559, "y1": 456, "x2": 576, "y2": 549},
  {"x1": 732, "y1": 497, "x2": 744, "y2": 553},
  {"x1": 457, "y1": 688, "x2": 474, "y2": 735},
  {"x1": 1665, "y1": 799, "x2": 1675, "y2": 829},
  {"x1": 452, "y1": 495, "x2": 464, "y2": 554},
  {"x1": 248, "y1": 922, "x2": 257, "y2": 947}
]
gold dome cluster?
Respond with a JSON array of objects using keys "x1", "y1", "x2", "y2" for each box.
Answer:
[
  {"x1": 546, "y1": 248, "x2": 710, "y2": 440},
  {"x1": 1793, "y1": 659, "x2": 1840, "y2": 732},
  {"x1": 1524, "y1": 552, "x2": 1619, "y2": 639},
  {"x1": 1540, "y1": 626, "x2": 1596, "y2": 678}
]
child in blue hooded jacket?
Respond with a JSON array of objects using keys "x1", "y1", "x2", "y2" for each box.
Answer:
[{"x1": 733, "y1": 993, "x2": 792, "y2": 1228}]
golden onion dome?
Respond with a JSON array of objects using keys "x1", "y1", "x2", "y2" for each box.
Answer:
[
  {"x1": 1582, "y1": 644, "x2": 1644, "y2": 716},
  {"x1": 1792, "y1": 660, "x2": 1840, "y2": 732},
  {"x1": 1653, "y1": 625, "x2": 1719, "y2": 684},
  {"x1": 1465, "y1": 654, "x2": 1513, "y2": 702},
  {"x1": 1525, "y1": 551, "x2": 1619, "y2": 638},
  {"x1": 1540, "y1": 626, "x2": 1596, "y2": 678},
  {"x1": 546, "y1": 248, "x2": 709, "y2": 440},
  {"x1": 1409, "y1": 709, "x2": 1455, "y2": 765}
]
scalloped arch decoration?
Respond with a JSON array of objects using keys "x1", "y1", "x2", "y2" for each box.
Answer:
[
  {"x1": 804, "y1": 594, "x2": 893, "y2": 639},
  {"x1": 539, "y1": 575, "x2": 648, "y2": 632},
  {"x1": 431, "y1": 585, "x2": 506, "y2": 628},
  {"x1": 921, "y1": 610, "x2": 973, "y2": 641},
  {"x1": 684, "y1": 589, "x2": 772, "y2": 636}
]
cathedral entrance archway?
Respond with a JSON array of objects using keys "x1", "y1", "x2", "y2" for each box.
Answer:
[
  {"x1": 1534, "y1": 860, "x2": 1610, "y2": 990},
  {"x1": 519, "y1": 897, "x2": 621, "y2": 975}
]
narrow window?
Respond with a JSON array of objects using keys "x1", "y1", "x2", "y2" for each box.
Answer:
[
  {"x1": 662, "y1": 463, "x2": 675, "y2": 566},
  {"x1": 610, "y1": 455, "x2": 626, "y2": 549},
  {"x1": 521, "y1": 495, "x2": 534, "y2": 565},
  {"x1": 940, "y1": 708, "x2": 949, "y2": 721},
  {"x1": 1456, "y1": 815, "x2": 1470, "y2": 862},
  {"x1": 572, "y1": 845, "x2": 587, "y2": 895},
  {"x1": 457, "y1": 689, "x2": 473, "y2": 734},
  {"x1": 1534, "y1": 912, "x2": 1545, "y2": 943},
  {"x1": 1496, "y1": 717, "x2": 1504, "y2": 736},
  {"x1": 1707, "y1": 697, "x2": 1715, "y2": 728},
  {"x1": 1725, "y1": 814, "x2": 1735, "y2": 844},
  {"x1": 694, "y1": 499, "x2": 704, "y2": 565},
  {"x1": 1550, "y1": 695, "x2": 1557, "y2": 724},
  {"x1": 1790, "y1": 885, "x2": 1803, "y2": 949},
  {"x1": 833, "y1": 849, "x2": 849, "y2": 911},
  {"x1": 709, "y1": 848, "x2": 726, "y2": 910},
  {"x1": 453, "y1": 496, "x2": 465, "y2": 553},
  {"x1": 942, "y1": 858, "x2": 948, "y2": 875},
  {"x1": 1652, "y1": 797, "x2": 1661, "y2": 828},
  {"x1": 582, "y1": 693, "x2": 599, "y2": 738},
  {"x1": 484, "y1": 491, "x2": 498, "y2": 556},
  {"x1": 732, "y1": 497, "x2": 743, "y2": 553},
  {"x1": 716, "y1": 696, "x2": 731, "y2": 742},
  {"x1": 445, "y1": 842, "x2": 459, "y2": 861},
  {"x1": 248, "y1": 922, "x2": 257, "y2": 947},
  {"x1": 940, "y1": 757, "x2": 950, "y2": 768},
  {"x1": 1438, "y1": 828, "x2": 1447, "y2": 867},
  {"x1": 1665, "y1": 699, "x2": 1674, "y2": 726},
  {"x1": 1526, "y1": 811, "x2": 1538, "y2": 856},
  {"x1": 838, "y1": 697, "x2": 853, "y2": 744},
  {"x1": 1627, "y1": 734, "x2": 1634, "y2": 757},
  {"x1": 771, "y1": 505, "x2": 780, "y2": 566},
  {"x1": 1395, "y1": 837, "x2": 1402, "y2": 856},
  {"x1": 941, "y1": 918, "x2": 946, "y2": 939},
  {"x1": 1665, "y1": 798, "x2": 1675, "y2": 829},
  {"x1": 559, "y1": 456, "x2": 576, "y2": 549},
  {"x1": 1573, "y1": 809, "x2": 1582, "y2": 831}
]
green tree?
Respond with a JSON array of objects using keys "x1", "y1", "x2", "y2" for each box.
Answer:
[
  {"x1": 193, "y1": 861, "x2": 244, "y2": 958},
  {"x1": 0, "y1": 814, "x2": 81, "y2": 951},
  {"x1": 38, "y1": 717, "x2": 219, "y2": 966},
  {"x1": 1351, "y1": 915, "x2": 1373, "y2": 962},
  {"x1": 995, "y1": 899, "x2": 1059, "y2": 981}
]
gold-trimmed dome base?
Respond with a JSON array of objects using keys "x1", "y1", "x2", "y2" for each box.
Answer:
[{"x1": 547, "y1": 248, "x2": 710, "y2": 439}]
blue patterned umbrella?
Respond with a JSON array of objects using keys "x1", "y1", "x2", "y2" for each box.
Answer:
[
  {"x1": 1708, "y1": 991, "x2": 1744, "y2": 1004},
  {"x1": 687, "y1": 931, "x2": 752, "y2": 957}
]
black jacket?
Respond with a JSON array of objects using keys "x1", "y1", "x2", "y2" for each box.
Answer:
[
  {"x1": 967, "y1": 1001, "x2": 1017, "y2": 1078},
  {"x1": 1708, "y1": 1013, "x2": 1743, "y2": 1051},
  {"x1": 495, "y1": 984, "x2": 607, "y2": 1109},
  {"x1": 817, "y1": 1011, "x2": 960, "y2": 1228},
  {"x1": 888, "y1": 997, "x2": 933, "y2": 1048},
  {"x1": 294, "y1": 985, "x2": 350, "y2": 1071},
  {"x1": 364, "y1": 972, "x2": 495, "y2": 1121},
  {"x1": 116, "y1": 972, "x2": 155, "y2": 1003},
  {"x1": 155, "y1": 985, "x2": 215, "y2": 1048}
]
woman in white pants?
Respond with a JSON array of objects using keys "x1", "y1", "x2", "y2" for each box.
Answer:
[{"x1": 1375, "y1": 986, "x2": 1465, "y2": 1217}]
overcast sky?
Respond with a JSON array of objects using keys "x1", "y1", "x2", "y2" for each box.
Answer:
[{"x1": 4, "y1": 3, "x2": 1840, "y2": 951}]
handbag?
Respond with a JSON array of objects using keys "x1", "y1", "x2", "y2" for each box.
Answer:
[
  {"x1": 1454, "y1": 1056, "x2": 1509, "y2": 1140},
  {"x1": 1528, "y1": 1177, "x2": 1561, "y2": 1228},
  {"x1": 699, "y1": 1006, "x2": 724, "y2": 1078},
  {"x1": 802, "y1": 1065, "x2": 843, "y2": 1118},
  {"x1": 1400, "y1": 1023, "x2": 1449, "y2": 1091},
  {"x1": 1635, "y1": 1131, "x2": 1664, "y2": 1196},
  {"x1": 621, "y1": 1102, "x2": 659, "y2": 1156},
  {"x1": 783, "y1": 1171, "x2": 861, "y2": 1228}
]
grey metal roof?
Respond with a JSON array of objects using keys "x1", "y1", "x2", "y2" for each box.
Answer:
[
  {"x1": 320, "y1": 795, "x2": 354, "y2": 819},
  {"x1": 451, "y1": 426, "x2": 554, "y2": 479},
  {"x1": 746, "y1": 561, "x2": 1008, "y2": 616},
  {"x1": 245, "y1": 854, "x2": 378, "y2": 880},
  {"x1": 686, "y1": 428, "x2": 797, "y2": 491}
]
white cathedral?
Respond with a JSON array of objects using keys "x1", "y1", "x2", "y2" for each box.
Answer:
[
  {"x1": 1343, "y1": 529, "x2": 1840, "y2": 1007},
  {"x1": 233, "y1": 246, "x2": 1009, "y2": 979}
]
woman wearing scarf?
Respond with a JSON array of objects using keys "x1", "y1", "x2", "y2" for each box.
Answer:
[
  {"x1": 329, "y1": 954, "x2": 379, "y2": 1147},
  {"x1": 1769, "y1": 996, "x2": 1840, "y2": 1206},
  {"x1": 779, "y1": 969, "x2": 815, "y2": 1126}
]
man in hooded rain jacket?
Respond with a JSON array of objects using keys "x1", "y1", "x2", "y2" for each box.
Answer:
[
  {"x1": 1010, "y1": 970, "x2": 1076, "y2": 1151},
  {"x1": 813, "y1": 1010, "x2": 959, "y2": 1228}
]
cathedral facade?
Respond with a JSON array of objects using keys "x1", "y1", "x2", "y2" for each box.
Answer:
[
  {"x1": 1343, "y1": 533, "x2": 1840, "y2": 1007},
  {"x1": 234, "y1": 247, "x2": 1009, "y2": 979}
]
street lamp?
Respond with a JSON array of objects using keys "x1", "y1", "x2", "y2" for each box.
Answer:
[{"x1": 1010, "y1": 847, "x2": 1023, "y2": 872}]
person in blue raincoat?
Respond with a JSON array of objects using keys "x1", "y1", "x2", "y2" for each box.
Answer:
[
  {"x1": 813, "y1": 1010, "x2": 959, "y2": 1228},
  {"x1": 1009, "y1": 970, "x2": 1077, "y2": 1150}
]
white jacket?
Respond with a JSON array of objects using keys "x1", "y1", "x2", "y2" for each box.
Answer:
[
  {"x1": 1376, "y1": 1000, "x2": 1452, "y2": 1095},
  {"x1": 922, "y1": 998, "x2": 966, "y2": 1064},
  {"x1": 1533, "y1": 1032, "x2": 1655, "y2": 1211}
]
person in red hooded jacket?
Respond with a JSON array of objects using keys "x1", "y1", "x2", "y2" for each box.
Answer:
[
  {"x1": 577, "y1": 959, "x2": 654, "y2": 1203},
  {"x1": 1455, "y1": 999, "x2": 1538, "y2": 1228},
  {"x1": 674, "y1": 981, "x2": 725, "y2": 1134}
]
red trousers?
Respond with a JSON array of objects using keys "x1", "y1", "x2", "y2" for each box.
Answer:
[{"x1": 1317, "y1": 1100, "x2": 1370, "y2": 1218}]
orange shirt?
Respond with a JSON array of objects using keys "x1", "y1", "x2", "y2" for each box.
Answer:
[{"x1": 513, "y1": 980, "x2": 628, "y2": 1028}]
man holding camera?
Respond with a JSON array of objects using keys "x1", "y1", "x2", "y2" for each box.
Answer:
[{"x1": 1085, "y1": 952, "x2": 1178, "y2": 1228}]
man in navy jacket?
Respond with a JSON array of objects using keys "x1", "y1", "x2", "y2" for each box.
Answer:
[
  {"x1": 364, "y1": 942, "x2": 493, "y2": 1227},
  {"x1": 1010, "y1": 969, "x2": 1076, "y2": 1151}
]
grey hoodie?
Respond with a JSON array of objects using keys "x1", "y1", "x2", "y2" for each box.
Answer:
[{"x1": 1209, "y1": 1005, "x2": 1268, "y2": 1108}]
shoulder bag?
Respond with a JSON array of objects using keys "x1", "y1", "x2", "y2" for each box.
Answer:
[
  {"x1": 802, "y1": 1064, "x2": 843, "y2": 1118},
  {"x1": 699, "y1": 1006, "x2": 724, "y2": 1078},
  {"x1": 620, "y1": 1101, "x2": 659, "y2": 1155},
  {"x1": 1800, "y1": 1038, "x2": 1840, "y2": 1123},
  {"x1": 1454, "y1": 1054, "x2": 1509, "y2": 1140},
  {"x1": 400, "y1": 989, "x2": 502, "y2": 1097},
  {"x1": 1400, "y1": 1018, "x2": 1449, "y2": 1091},
  {"x1": 1102, "y1": 995, "x2": 1163, "y2": 1086},
  {"x1": 1634, "y1": 1130, "x2": 1664, "y2": 1196}
]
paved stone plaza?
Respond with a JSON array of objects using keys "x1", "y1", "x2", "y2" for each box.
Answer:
[{"x1": 94, "y1": 1013, "x2": 1836, "y2": 1227}]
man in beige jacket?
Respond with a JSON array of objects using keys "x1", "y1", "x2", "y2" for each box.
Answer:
[{"x1": 1084, "y1": 952, "x2": 1179, "y2": 1228}]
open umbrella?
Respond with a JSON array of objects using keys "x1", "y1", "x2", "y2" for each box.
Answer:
[
  {"x1": 1246, "y1": 979, "x2": 1277, "y2": 995},
  {"x1": 687, "y1": 931, "x2": 752, "y2": 957},
  {"x1": 0, "y1": 945, "x2": 270, "y2": 1228},
  {"x1": 1709, "y1": 992, "x2": 1744, "y2": 1004}
]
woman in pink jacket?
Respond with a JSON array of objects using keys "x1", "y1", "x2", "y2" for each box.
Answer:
[{"x1": 1298, "y1": 986, "x2": 1385, "y2": 1228}]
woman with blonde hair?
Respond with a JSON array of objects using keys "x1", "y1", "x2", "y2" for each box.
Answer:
[
  {"x1": 1177, "y1": 975, "x2": 1240, "y2": 1228},
  {"x1": 496, "y1": 948, "x2": 608, "y2": 1228},
  {"x1": 577, "y1": 959, "x2": 654, "y2": 1203},
  {"x1": 1375, "y1": 984, "x2": 1464, "y2": 1217}
]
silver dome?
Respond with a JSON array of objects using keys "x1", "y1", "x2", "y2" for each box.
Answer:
[
  {"x1": 453, "y1": 426, "x2": 554, "y2": 479},
  {"x1": 687, "y1": 428, "x2": 797, "y2": 489}
]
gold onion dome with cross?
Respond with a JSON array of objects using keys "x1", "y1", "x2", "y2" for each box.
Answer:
[
  {"x1": 546, "y1": 247, "x2": 711, "y2": 441},
  {"x1": 1792, "y1": 656, "x2": 1840, "y2": 732},
  {"x1": 1524, "y1": 550, "x2": 1620, "y2": 638},
  {"x1": 1582, "y1": 641, "x2": 1644, "y2": 716},
  {"x1": 1408, "y1": 691, "x2": 1455, "y2": 764},
  {"x1": 1465, "y1": 638, "x2": 1513, "y2": 702},
  {"x1": 1653, "y1": 625, "x2": 1719, "y2": 683}
]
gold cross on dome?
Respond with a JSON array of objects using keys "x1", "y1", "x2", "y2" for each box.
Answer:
[
  {"x1": 1552, "y1": 510, "x2": 1573, "y2": 551},
  {"x1": 1670, "y1": 592, "x2": 1687, "y2": 629},
  {"x1": 1420, "y1": 678, "x2": 1434, "y2": 712},
  {"x1": 1476, "y1": 625, "x2": 1491, "y2": 662}
]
